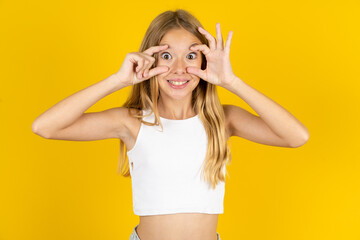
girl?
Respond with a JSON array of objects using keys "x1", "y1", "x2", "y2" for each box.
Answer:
[{"x1": 32, "y1": 9, "x2": 309, "y2": 240}]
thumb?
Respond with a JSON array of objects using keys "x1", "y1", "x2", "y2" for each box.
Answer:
[
  {"x1": 148, "y1": 66, "x2": 169, "y2": 78},
  {"x1": 187, "y1": 67, "x2": 206, "y2": 80}
]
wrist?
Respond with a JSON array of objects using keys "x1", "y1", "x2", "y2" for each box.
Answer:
[
  {"x1": 222, "y1": 75, "x2": 242, "y2": 90},
  {"x1": 109, "y1": 73, "x2": 129, "y2": 90}
]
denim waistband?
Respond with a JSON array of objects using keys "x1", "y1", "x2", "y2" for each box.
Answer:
[{"x1": 129, "y1": 224, "x2": 221, "y2": 240}]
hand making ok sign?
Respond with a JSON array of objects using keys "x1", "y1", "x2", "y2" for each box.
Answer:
[{"x1": 186, "y1": 23, "x2": 237, "y2": 88}]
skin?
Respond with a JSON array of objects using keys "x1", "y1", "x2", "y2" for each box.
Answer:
[
  {"x1": 135, "y1": 28, "x2": 221, "y2": 240},
  {"x1": 155, "y1": 27, "x2": 203, "y2": 120},
  {"x1": 32, "y1": 21, "x2": 309, "y2": 239},
  {"x1": 134, "y1": 23, "x2": 309, "y2": 239}
]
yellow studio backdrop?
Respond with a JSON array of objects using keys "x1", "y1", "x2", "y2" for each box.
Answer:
[{"x1": 0, "y1": 0, "x2": 359, "y2": 240}]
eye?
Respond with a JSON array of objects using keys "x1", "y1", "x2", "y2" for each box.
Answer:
[
  {"x1": 160, "y1": 52, "x2": 198, "y2": 60},
  {"x1": 187, "y1": 52, "x2": 197, "y2": 60},
  {"x1": 160, "y1": 52, "x2": 172, "y2": 60}
]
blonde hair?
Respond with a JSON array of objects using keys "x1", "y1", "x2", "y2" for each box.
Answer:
[{"x1": 117, "y1": 9, "x2": 232, "y2": 189}]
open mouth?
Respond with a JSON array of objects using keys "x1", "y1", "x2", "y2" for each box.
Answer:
[
  {"x1": 167, "y1": 80, "x2": 190, "y2": 89},
  {"x1": 167, "y1": 80, "x2": 190, "y2": 85}
]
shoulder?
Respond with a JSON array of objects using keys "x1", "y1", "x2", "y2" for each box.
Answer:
[
  {"x1": 222, "y1": 104, "x2": 255, "y2": 138},
  {"x1": 221, "y1": 104, "x2": 234, "y2": 140},
  {"x1": 106, "y1": 107, "x2": 143, "y2": 139}
]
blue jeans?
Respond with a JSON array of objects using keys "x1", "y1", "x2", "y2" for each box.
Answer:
[{"x1": 129, "y1": 224, "x2": 221, "y2": 240}]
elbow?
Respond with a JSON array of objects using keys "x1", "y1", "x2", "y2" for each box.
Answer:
[
  {"x1": 289, "y1": 131, "x2": 310, "y2": 148},
  {"x1": 31, "y1": 121, "x2": 51, "y2": 139},
  {"x1": 31, "y1": 121, "x2": 39, "y2": 134}
]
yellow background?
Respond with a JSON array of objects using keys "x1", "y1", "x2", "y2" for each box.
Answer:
[{"x1": 1, "y1": 0, "x2": 359, "y2": 239}]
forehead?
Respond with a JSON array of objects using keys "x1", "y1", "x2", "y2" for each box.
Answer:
[{"x1": 159, "y1": 28, "x2": 201, "y2": 49}]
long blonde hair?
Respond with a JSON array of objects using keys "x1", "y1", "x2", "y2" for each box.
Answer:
[{"x1": 117, "y1": 9, "x2": 232, "y2": 189}]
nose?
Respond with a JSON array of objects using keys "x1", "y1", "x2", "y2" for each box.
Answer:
[{"x1": 170, "y1": 58, "x2": 187, "y2": 74}]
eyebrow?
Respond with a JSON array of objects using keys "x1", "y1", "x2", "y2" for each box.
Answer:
[{"x1": 160, "y1": 42, "x2": 200, "y2": 49}]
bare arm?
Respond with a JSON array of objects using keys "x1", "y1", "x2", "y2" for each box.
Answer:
[
  {"x1": 224, "y1": 77, "x2": 309, "y2": 148},
  {"x1": 31, "y1": 74, "x2": 127, "y2": 139},
  {"x1": 32, "y1": 45, "x2": 170, "y2": 140}
]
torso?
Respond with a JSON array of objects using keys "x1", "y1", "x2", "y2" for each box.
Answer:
[
  {"x1": 136, "y1": 213, "x2": 219, "y2": 240},
  {"x1": 120, "y1": 107, "x2": 230, "y2": 240}
]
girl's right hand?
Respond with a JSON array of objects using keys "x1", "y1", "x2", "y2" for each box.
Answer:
[{"x1": 114, "y1": 45, "x2": 170, "y2": 87}]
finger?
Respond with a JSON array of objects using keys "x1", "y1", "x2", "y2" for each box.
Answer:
[
  {"x1": 138, "y1": 54, "x2": 156, "y2": 78},
  {"x1": 198, "y1": 26, "x2": 216, "y2": 50},
  {"x1": 140, "y1": 59, "x2": 151, "y2": 78},
  {"x1": 139, "y1": 52, "x2": 156, "y2": 62},
  {"x1": 143, "y1": 44, "x2": 169, "y2": 56},
  {"x1": 143, "y1": 61, "x2": 153, "y2": 78},
  {"x1": 137, "y1": 59, "x2": 148, "y2": 79},
  {"x1": 147, "y1": 66, "x2": 169, "y2": 78},
  {"x1": 135, "y1": 58, "x2": 144, "y2": 73},
  {"x1": 224, "y1": 31, "x2": 233, "y2": 56},
  {"x1": 190, "y1": 44, "x2": 211, "y2": 56},
  {"x1": 216, "y1": 23, "x2": 224, "y2": 50},
  {"x1": 140, "y1": 59, "x2": 152, "y2": 78},
  {"x1": 186, "y1": 66, "x2": 207, "y2": 80},
  {"x1": 144, "y1": 68, "x2": 149, "y2": 78}
]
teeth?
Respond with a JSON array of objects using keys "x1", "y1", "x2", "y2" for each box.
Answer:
[{"x1": 168, "y1": 80, "x2": 188, "y2": 85}]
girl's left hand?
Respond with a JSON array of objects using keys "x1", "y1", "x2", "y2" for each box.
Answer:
[{"x1": 186, "y1": 23, "x2": 237, "y2": 88}]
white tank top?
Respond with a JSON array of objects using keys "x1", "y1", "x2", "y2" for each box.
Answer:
[{"x1": 127, "y1": 108, "x2": 226, "y2": 216}]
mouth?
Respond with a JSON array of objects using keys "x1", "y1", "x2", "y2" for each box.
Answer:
[{"x1": 167, "y1": 80, "x2": 190, "y2": 89}]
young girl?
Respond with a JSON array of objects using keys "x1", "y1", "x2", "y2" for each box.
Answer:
[{"x1": 32, "y1": 9, "x2": 309, "y2": 240}]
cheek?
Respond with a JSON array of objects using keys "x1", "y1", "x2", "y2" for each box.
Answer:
[
  {"x1": 189, "y1": 58, "x2": 201, "y2": 66},
  {"x1": 157, "y1": 59, "x2": 170, "y2": 68},
  {"x1": 192, "y1": 58, "x2": 202, "y2": 69}
]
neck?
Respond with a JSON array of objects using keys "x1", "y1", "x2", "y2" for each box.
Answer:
[{"x1": 157, "y1": 96, "x2": 196, "y2": 120}]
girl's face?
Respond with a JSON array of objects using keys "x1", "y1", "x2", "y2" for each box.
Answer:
[{"x1": 156, "y1": 28, "x2": 203, "y2": 100}]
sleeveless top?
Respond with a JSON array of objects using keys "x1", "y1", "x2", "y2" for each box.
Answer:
[{"x1": 127, "y1": 108, "x2": 226, "y2": 216}]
